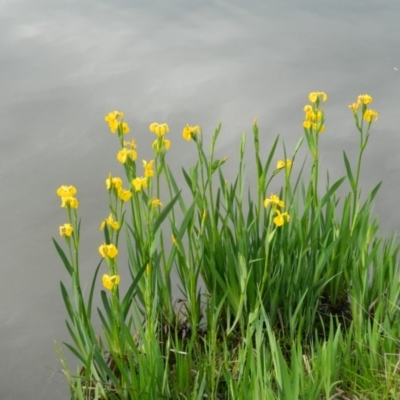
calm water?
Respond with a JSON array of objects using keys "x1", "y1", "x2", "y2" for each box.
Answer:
[{"x1": 1, "y1": 0, "x2": 400, "y2": 398}]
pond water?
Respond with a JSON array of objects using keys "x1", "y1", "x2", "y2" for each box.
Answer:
[{"x1": 1, "y1": 0, "x2": 400, "y2": 398}]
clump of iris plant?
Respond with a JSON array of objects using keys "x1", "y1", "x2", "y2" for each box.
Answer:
[{"x1": 53, "y1": 93, "x2": 400, "y2": 400}]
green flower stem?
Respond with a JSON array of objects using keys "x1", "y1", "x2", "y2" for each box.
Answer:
[
  {"x1": 65, "y1": 206, "x2": 92, "y2": 335},
  {"x1": 131, "y1": 191, "x2": 145, "y2": 252},
  {"x1": 351, "y1": 107, "x2": 372, "y2": 229},
  {"x1": 259, "y1": 210, "x2": 276, "y2": 301}
]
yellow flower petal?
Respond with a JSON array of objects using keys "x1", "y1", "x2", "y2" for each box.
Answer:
[
  {"x1": 363, "y1": 109, "x2": 379, "y2": 123},
  {"x1": 132, "y1": 177, "x2": 148, "y2": 192},
  {"x1": 308, "y1": 91, "x2": 327, "y2": 103},
  {"x1": 163, "y1": 138, "x2": 171, "y2": 150},
  {"x1": 106, "y1": 175, "x2": 123, "y2": 190},
  {"x1": 273, "y1": 210, "x2": 290, "y2": 227},
  {"x1": 59, "y1": 223, "x2": 74, "y2": 237},
  {"x1": 61, "y1": 196, "x2": 79, "y2": 209},
  {"x1": 358, "y1": 94, "x2": 373, "y2": 105},
  {"x1": 264, "y1": 193, "x2": 285, "y2": 208},
  {"x1": 117, "y1": 148, "x2": 128, "y2": 163},
  {"x1": 118, "y1": 188, "x2": 132, "y2": 202},
  {"x1": 143, "y1": 160, "x2": 154, "y2": 177},
  {"x1": 102, "y1": 274, "x2": 120, "y2": 290},
  {"x1": 121, "y1": 122, "x2": 130, "y2": 134},
  {"x1": 101, "y1": 214, "x2": 120, "y2": 230},
  {"x1": 276, "y1": 160, "x2": 285, "y2": 169},
  {"x1": 123, "y1": 139, "x2": 137, "y2": 149},
  {"x1": 57, "y1": 185, "x2": 77, "y2": 197},
  {"x1": 150, "y1": 122, "x2": 169, "y2": 136},
  {"x1": 151, "y1": 198, "x2": 163, "y2": 207},
  {"x1": 98, "y1": 243, "x2": 118, "y2": 259},
  {"x1": 182, "y1": 124, "x2": 201, "y2": 141}
]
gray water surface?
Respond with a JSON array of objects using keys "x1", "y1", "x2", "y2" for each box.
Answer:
[{"x1": 1, "y1": 1, "x2": 400, "y2": 398}]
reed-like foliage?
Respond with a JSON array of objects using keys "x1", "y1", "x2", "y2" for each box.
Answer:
[{"x1": 54, "y1": 94, "x2": 400, "y2": 399}]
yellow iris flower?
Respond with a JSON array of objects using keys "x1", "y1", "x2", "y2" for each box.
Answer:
[
  {"x1": 59, "y1": 223, "x2": 74, "y2": 237},
  {"x1": 102, "y1": 274, "x2": 120, "y2": 290},
  {"x1": 264, "y1": 193, "x2": 285, "y2": 208},
  {"x1": 61, "y1": 196, "x2": 79, "y2": 209},
  {"x1": 117, "y1": 188, "x2": 132, "y2": 202},
  {"x1": 273, "y1": 210, "x2": 290, "y2": 227},
  {"x1": 104, "y1": 111, "x2": 128, "y2": 134},
  {"x1": 106, "y1": 174, "x2": 123, "y2": 190},
  {"x1": 151, "y1": 198, "x2": 163, "y2": 207},
  {"x1": 358, "y1": 94, "x2": 373, "y2": 105},
  {"x1": 121, "y1": 122, "x2": 130, "y2": 134},
  {"x1": 57, "y1": 185, "x2": 77, "y2": 198},
  {"x1": 143, "y1": 160, "x2": 155, "y2": 177},
  {"x1": 308, "y1": 92, "x2": 327, "y2": 103},
  {"x1": 152, "y1": 137, "x2": 171, "y2": 152},
  {"x1": 132, "y1": 177, "x2": 148, "y2": 192},
  {"x1": 363, "y1": 109, "x2": 379, "y2": 123},
  {"x1": 149, "y1": 122, "x2": 169, "y2": 136},
  {"x1": 98, "y1": 243, "x2": 118, "y2": 259},
  {"x1": 276, "y1": 159, "x2": 292, "y2": 170},
  {"x1": 182, "y1": 124, "x2": 201, "y2": 141},
  {"x1": 348, "y1": 94, "x2": 374, "y2": 113},
  {"x1": 123, "y1": 139, "x2": 137, "y2": 149},
  {"x1": 117, "y1": 148, "x2": 137, "y2": 164},
  {"x1": 100, "y1": 214, "x2": 120, "y2": 231}
]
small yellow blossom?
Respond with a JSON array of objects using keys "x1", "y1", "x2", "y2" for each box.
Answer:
[
  {"x1": 151, "y1": 198, "x2": 163, "y2": 207},
  {"x1": 57, "y1": 185, "x2": 77, "y2": 198},
  {"x1": 104, "y1": 111, "x2": 124, "y2": 134},
  {"x1": 132, "y1": 177, "x2": 148, "y2": 192},
  {"x1": 117, "y1": 148, "x2": 137, "y2": 163},
  {"x1": 152, "y1": 137, "x2": 171, "y2": 152},
  {"x1": 100, "y1": 214, "x2": 120, "y2": 231},
  {"x1": 308, "y1": 91, "x2": 327, "y2": 103},
  {"x1": 117, "y1": 148, "x2": 128, "y2": 163},
  {"x1": 358, "y1": 94, "x2": 373, "y2": 105},
  {"x1": 143, "y1": 160, "x2": 154, "y2": 177},
  {"x1": 264, "y1": 193, "x2": 285, "y2": 208},
  {"x1": 363, "y1": 109, "x2": 379, "y2": 123},
  {"x1": 102, "y1": 274, "x2": 120, "y2": 290},
  {"x1": 149, "y1": 122, "x2": 169, "y2": 136},
  {"x1": 348, "y1": 102, "x2": 360, "y2": 112},
  {"x1": 273, "y1": 210, "x2": 290, "y2": 227},
  {"x1": 118, "y1": 188, "x2": 132, "y2": 202},
  {"x1": 163, "y1": 138, "x2": 171, "y2": 150},
  {"x1": 276, "y1": 160, "x2": 285, "y2": 169},
  {"x1": 106, "y1": 174, "x2": 123, "y2": 190},
  {"x1": 98, "y1": 243, "x2": 118, "y2": 259},
  {"x1": 303, "y1": 104, "x2": 324, "y2": 132},
  {"x1": 121, "y1": 122, "x2": 130, "y2": 134},
  {"x1": 61, "y1": 196, "x2": 79, "y2": 209},
  {"x1": 348, "y1": 94, "x2": 373, "y2": 113},
  {"x1": 182, "y1": 124, "x2": 201, "y2": 141},
  {"x1": 124, "y1": 139, "x2": 137, "y2": 149},
  {"x1": 276, "y1": 159, "x2": 292, "y2": 170},
  {"x1": 59, "y1": 223, "x2": 74, "y2": 237}
]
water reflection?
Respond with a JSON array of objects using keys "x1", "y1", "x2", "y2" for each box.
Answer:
[{"x1": 1, "y1": 0, "x2": 399, "y2": 398}]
